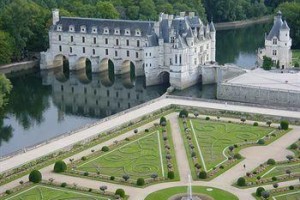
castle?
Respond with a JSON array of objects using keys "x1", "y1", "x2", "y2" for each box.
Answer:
[
  {"x1": 258, "y1": 11, "x2": 292, "y2": 69},
  {"x1": 40, "y1": 10, "x2": 216, "y2": 89}
]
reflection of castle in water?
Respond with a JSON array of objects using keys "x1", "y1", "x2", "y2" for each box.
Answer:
[{"x1": 41, "y1": 68, "x2": 167, "y2": 118}]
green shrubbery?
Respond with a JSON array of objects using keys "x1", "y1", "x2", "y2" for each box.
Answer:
[
  {"x1": 136, "y1": 178, "x2": 145, "y2": 186},
  {"x1": 253, "y1": 122, "x2": 258, "y2": 126},
  {"x1": 280, "y1": 120, "x2": 289, "y2": 130},
  {"x1": 256, "y1": 187, "x2": 265, "y2": 197},
  {"x1": 28, "y1": 170, "x2": 42, "y2": 183},
  {"x1": 257, "y1": 139, "x2": 265, "y2": 145},
  {"x1": 237, "y1": 177, "x2": 246, "y2": 186},
  {"x1": 267, "y1": 159, "x2": 276, "y2": 165},
  {"x1": 115, "y1": 188, "x2": 125, "y2": 198},
  {"x1": 179, "y1": 109, "x2": 188, "y2": 118},
  {"x1": 101, "y1": 146, "x2": 109, "y2": 152},
  {"x1": 167, "y1": 171, "x2": 175, "y2": 179},
  {"x1": 198, "y1": 171, "x2": 207, "y2": 179},
  {"x1": 54, "y1": 160, "x2": 67, "y2": 173}
]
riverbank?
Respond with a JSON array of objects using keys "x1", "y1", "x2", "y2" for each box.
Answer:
[
  {"x1": 0, "y1": 60, "x2": 38, "y2": 74},
  {"x1": 215, "y1": 15, "x2": 272, "y2": 31}
]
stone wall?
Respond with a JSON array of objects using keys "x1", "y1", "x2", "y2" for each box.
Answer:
[
  {"x1": 217, "y1": 83, "x2": 300, "y2": 107},
  {"x1": 0, "y1": 61, "x2": 38, "y2": 74}
]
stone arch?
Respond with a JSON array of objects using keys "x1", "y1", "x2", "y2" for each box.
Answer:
[
  {"x1": 121, "y1": 60, "x2": 135, "y2": 80},
  {"x1": 100, "y1": 58, "x2": 114, "y2": 72},
  {"x1": 99, "y1": 58, "x2": 115, "y2": 87},
  {"x1": 158, "y1": 71, "x2": 170, "y2": 86},
  {"x1": 53, "y1": 54, "x2": 70, "y2": 82},
  {"x1": 75, "y1": 57, "x2": 92, "y2": 83},
  {"x1": 53, "y1": 54, "x2": 69, "y2": 68}
]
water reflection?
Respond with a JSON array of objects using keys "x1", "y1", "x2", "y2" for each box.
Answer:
[{"x1": 0, "y1": 69, "x2": 167, "y2": 157}]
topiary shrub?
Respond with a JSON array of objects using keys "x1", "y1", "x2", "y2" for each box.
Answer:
[
  {"x1": 273, "y1": 183, "x2": 279, "y2": 188},
  {"x1": 54, "y1": 160, "x2": 67, "y2": 173},
  {"x1": 261, "y1": 191, "x2": 270, "y2": 199},
  {"x1": 257, "y1": 139, "x2": 265, "y2": 145},
  {"x1": 115, "y1": 188, "x2": 125, "y2": 198},
  {"x1": 253, "y1": 122, "x2": 258, "y2": 126},
  {"x1": 160, "y1": 116, "x2": 167, "y2": 125},
  {"x1": 289, "y1": 185, "x2": 294, "y2": 190},
  {"x1": 167, "y1": 171, "x2": 175, "y2": 179},
  {"x1": 272, "y1": 176, "x2": 277, "y2": 181},
  {"x1": 29, "y1": 170, "x2": 42, "y2": 183},
  {"x1": 205, "y1": 116, "x2": 210, "y2": 120},
  {"x1": 5, "y1": 190, "x2": 12, "y2": 195},
  {"x1": 110, "y1": 176, "x2": 115, "y2": 181},
  {"x1": 61, "y1": 182, "x2": 67, "y2": 187},
  {"x1": 234, "y1": 153, "x2": 242, "y2": 159},
  {"x1": 136, "y1": 178, "x2": 145, "y2": 186},
  {"x1": 179, "y1": 109, "x2": 188, "y2": 118},
  {"x1": 237, "y1": 177, "x2": 246, "y2": 186},
  {"x1": 102, "y1": 146, "x2": 109, "y2": 152},
  {"x1": 256, "y1": 187, "x2": 265, "y2": 197},
  {"x1": 290, "y1": 143, "x2": 298, "y2": 150},
  {"x1": 267, "y1": 159, "x2": 276, "y2": 165},
  {"x1": 198, "y1": 171, "x2": 207, "y2": 179},
  {"x1": 280, "y1": 120, "x2": 289, "y2": 130},
  {"x1": 83, "y1": 172, "x2": 89, "y2": 176},
  {"x1": 81, "y1": 156, "x2": 87, "y2": 161}
]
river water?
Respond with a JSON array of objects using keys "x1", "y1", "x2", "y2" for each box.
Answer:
[{"x1": 0, "y1": 23, "x2": 272, "y2": 157}]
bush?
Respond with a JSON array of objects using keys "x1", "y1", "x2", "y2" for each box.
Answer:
[
  {"x1": 262, "y1": 56, "x2": 273, "y2": 70},
  {"x1": 84, "y1": 172, "x2": 89, "y2": 176},
  {"x1": 273, "y1": 183, "x2": 279, "y2": 188},
  {"x1": 253, "y1": 122, "x2": 258, "y2": 126},
  {"x1": 234, "y1": 153, "x2": 242, "y2": 159},
  {"x1": 205, "y1": 116, "x2": 210, "y2": 120},
  {"x1": 134, "y1": 129, "x2": 138, "y2": 134},
  {"x1": 272, "y1": 176, "x2": 277, "y2": 181},
  {"x1": 261, "y1": 191, "x2": 270, "y2": 199},
  {"x1": 191, "y1": 152, "x2": 196, "y2": 157},
  {"x1": 179, "y1": 109, "x2": 188, "y2": 118},
  {"x1": 160, "y1": 116, "x2": 167, "y2": 125},
  {"x1": 168, "y1": 171, "x2": 175, "y2": 179},
  {"x1": 115, "y1": 189, "x2": 125, "y2": 198},
  {"x1": 136, "y1": 178, "x2": 145, "y2": 186},
  {"x1": 88, "y1": 188, "x2": 93, "y2": 192},
  {"x1": 237, "y1": 177, "x2": 246, "y2": 186},
  {"x1": 5, "y1": 190, "x2": 12, "y2": 195},
  {"x1": 198, "y1": 171, "x2": 207, "y2": 179},
  {"x1": 61, "y1": 182, "x2": 67, "y2": 187},
  {"x1": 289, "y1": 185, "x2": 294, "y2": 190},
  {"x1": 29, "y1": 170, "x2": 42, "y2": 183},
  {"x1": 267, "y1": 159, "x2": 276, "y2": 165},
  {"x1": 102, "y1": 146, "x2": 109, "y2": 152},
  {"x1": 290, "y1": 143, "x2": 298, "y2": 150},
  {"x1": 280, "y1": 120, "x2": 289, "y2": 130},
  {"x1": 145, "y1": 129, "x2": 149, "y2": 132},
  {"x1": 81, "y1": 156, "x2": 87, "y2": 161},
  {"x1": 256, "y1": 187, "x2": 265, "y2": 197},
  {"x1": 257, "y1": 176, "x2": 261, "y2": 180},
  {"x1": 54, "y1": 160, "x2": 67, "y2": 173},
  {"x1": 257, "y1": 139, "x2": 265, "y2": 145},
  {"x1": 110, "y1": 176, "x2": 115, "y2": 181},
  {"x1": 295, "y1": 62, "x2": 299, "y2": 68}
]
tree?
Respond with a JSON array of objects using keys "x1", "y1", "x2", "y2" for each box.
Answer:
[
  {"x1": 167, "y1": 171, "x2": 175, "y2": 179},
  {"x1": 0, "y1": 31, "x2": 14, "y2": 64},
  {"x1": 179, "y1": 109, "x2": 188, "y2": 118},
  {"x1": 290, "y1": 143, "x2": 298, "y2": 150},
  {"x1": 237, "y1": 177, "x2": 246, "y2": 186},
  {"x1": 229, "y1": 146, "x2": 234, "y2": 152},
  {"x1": 280, "y1": 120, "x2": 289, "y2": 130},
  {"x1": 53, "y1": 160, "x2": 67, "y2": 173},
  {"x1": 29, "y1": 170, "x2": 42, "y2": 183},
  {"x1": 266, "y1": 120, "x2": 272, "y2": 127},
  {"x1": 115, "y1": 188, "x2": 125, "y2": 198},
  {"x1": 100, "y1": 185, "x2": 107, "y2": 194},
  {"x1": 295, "y1": 62, "x2": 300, "y2": 68},
  {"x1": 240, "y1": 117, "x2": 246, "y2": 123},
  {"x1": 256, "y1": 187, "x2": 265, "y2": 197},
  {"x1": 122, "y1": 174, "x2": 130, "y2": 181},
  {"x1": 151, "y1": 173, "x2": 158, "y2": 181},
  {"x1": 267, "y1": 159, "x2": 276, "y2": 165},
  {"x1": 139, "y1": 0, "x2": 156, "y2": 20},
  {"x1": 0, "y1": 74, "x2": 12, "y2": 109},
  {"x1": 194, "y1": 111, "x2": 199, "y2": 118},
  {"x1": 95, "y1": 2, "x2": 119, "y2": 19},
  {"x1": 262, "y1": 56, "x2": 273, "y2": 70},
  {"x1": 102, "y1": 146, "x2": 109, "y2": 152},
  {"x1": 286, "y1": 169, "x2": 292, "y2": 177},
  {"x1": 273, "y1": 183, "x2": 279, "y2": 188}
]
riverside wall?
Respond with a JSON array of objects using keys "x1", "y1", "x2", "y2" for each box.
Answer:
[
  {"x1": 0, "y1": 61, "x2": 38, "y2": 74},
  {"x1": 217, "y1": 83, "x2": 300, "y2": 107}
]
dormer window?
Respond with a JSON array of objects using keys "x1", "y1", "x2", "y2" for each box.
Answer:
[
  {"x1": 80, "y1": 26, "x2": 86, "y2": 33},
  {"x1": 114, "y1": 28, "x2": 120, "y2": 35},
  {"x1": 104, "y1": 27, "x2": 109, "y2": 34},
  {"x1": 135, "y1": 29, "x2": 141, "y2": 36},
  {"x1": 273, "y1": 38, "x2": 277, "y2": 45},
  {"x1": 92, "y1": 26, "x2": 97, "y2": 34},
  {"x1": 69, "y1": 25, "x2": 75, "y2": 32},
  {"x1": 57, "y1": 25, "x2": 62, "y2": 31},
  {"x1": 125, "y1": 29, "x2": 130, "y2": 36}
]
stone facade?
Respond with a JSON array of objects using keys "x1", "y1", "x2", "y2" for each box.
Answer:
[
  {"x1": 258, "y1": 11, "x2": 292, "y2": 69},
  {"x1": 40, "y1": 9, "x2": 216, "y2": 90}
]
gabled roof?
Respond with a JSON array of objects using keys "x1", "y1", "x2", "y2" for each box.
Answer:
[
  {"x1": 266, "y1": 11, "x2": 283, "y2": 40},
  {"x1": 281, "y1": 20, "x2": 290, "y2": 30}
]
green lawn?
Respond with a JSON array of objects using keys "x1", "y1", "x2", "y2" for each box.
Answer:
[
  {"x1": 262, "y1": 163, "x2": 300, "y2": 178},
  {"x1": 273, "y1": 191, "x2": 300, "y2": 200},
  {"x1": 145, "y1": 186, "x2": 238, "y2": 200},
  {"x1": 77, "y1": 131, "x2": 167, "y2": 179},
  {"x1": 3, "y1": 185, "x2": 110, "y2": 200},
  {"x1": 189, "y1": 119, "x2": 274, "y2": 170},
  {"x1": 292, "y1": 49, "x2": 300, "y2": 65}
]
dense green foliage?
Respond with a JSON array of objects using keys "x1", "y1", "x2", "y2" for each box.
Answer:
[
  {"x1": 179, "y1": 109, "x2": 188, "y2": 118},
  {"x1": 54, "y1": 160, "x2": 67, "y2": 173},
  {"x1": 262, "y1": 56, "x2": 273, "y2": 70},
  {"x1": 115, "y1": 188, "x2": 125, "y2": 198},
  {"x1": 28, "y1": 170, "x2": 42, "y2": 183},
  {"x1": 280, "y1": 120, "x2": 289, "y2": 130},
  {"x1": 237, "y1": 177, "x2": 246, "y2": 186},
  {"x1": 256, "y1": 187, "x2": 265, "y2": 197},
  {"x1": 0, "y1": 74, "x2": 12, "y2": 109}
]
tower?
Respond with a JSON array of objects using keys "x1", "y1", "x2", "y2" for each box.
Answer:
[
  {"x1": 52, "y1": 9, "x2": 60, "y2": 25},
  {"x1": 210, "y1": 21, "x2": 216, "y2": 62}
]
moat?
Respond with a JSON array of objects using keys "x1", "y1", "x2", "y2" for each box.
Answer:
[{"x1": 0, "y1": 23, "x2": 271, "y2": 157}]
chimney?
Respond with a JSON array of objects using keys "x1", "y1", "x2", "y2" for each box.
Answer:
[
  {"x1": 180, "y1": 12, "x2": 185, "y2": 18},
  {"x1": 189, "y1": 12, "x2": 195, "y2": 18},
  {"x1": 52, "y1": 9, "x2": 60, "y2": 25}
]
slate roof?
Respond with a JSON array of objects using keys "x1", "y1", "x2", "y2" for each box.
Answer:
[
  {"x1": 266, "y1": 11, "x2": 283, "y2": 40},
  {"x1": 281, "y1": 21, "x2": 290, "y2": 30},
  {"x1": 53, "y1": 17, "x2": 155, "y2": 37}
]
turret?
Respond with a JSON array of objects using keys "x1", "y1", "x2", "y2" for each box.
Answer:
[
  {"x1": 210, "y1": 21, "x2": 216, "y2": 62},
  {"x1": 279, "y1": 20, "x2": 290, "y2": 42},
  {"x1": 52, "y1": 9, "x2": 59, "y2": 25}
]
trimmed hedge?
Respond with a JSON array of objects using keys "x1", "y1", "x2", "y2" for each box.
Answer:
[
  {"x1": 179, "y1": 109, "x2": 188, "y2": 118},
  {"x1": 167, "y1": 171, "x2": 175, "y2": 179},
  {"x1": 256, "y1": 187, "x2": 265, "y2": 197},
  {"x1": 267, "y1": 159, "x2": 276, "y2": 165},
  {"x1": 115, "y1": 188, "x2": 125, "y2": 198},
  {"x1": 280, "y1": 120, "x2": 289, "y2": 130},
  {"x1": 136, "y1": 178, "x2": 145, "y2": 186},
  {"x1": 198, "y1": 171, "x2": 207, "y2": 179},
  {"x1": 54, "y1": 160, "x2": 67, "y2": 173},
  {"x1": 237, "y1": 177, "x2": 246, "y2": 186},
  {"x1": 29, "y1": 170, "x2": 42, "y2": 183}
]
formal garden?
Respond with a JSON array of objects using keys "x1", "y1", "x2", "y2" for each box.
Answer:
[
  {"x1": 253, "y1": 184, "x2": 300, "y2": 200},
  {"x1": 64, "y1": 118, "x2": 178, "y2": 186},
  {"x1": 179, "y1": 109, "x2": 290, "y2": 180},
  {"x1": 144, "y1": 186, "x2": 239, "y2": 200}
]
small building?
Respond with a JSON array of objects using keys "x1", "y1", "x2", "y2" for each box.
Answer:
[
  {"x1": 40, "y1": 10, "x2": 216, "y2": 90},
  {"x1": 258, "y1": 11, "x2": 292, "y2": 69}
]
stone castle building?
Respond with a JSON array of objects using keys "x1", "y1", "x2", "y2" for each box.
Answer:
[
  {"x1": 258, "y1": 11, "x2": 292, "y2": 69},
  {"x1": 40, "y1": 9, "x2": 216, "y2": 89}
]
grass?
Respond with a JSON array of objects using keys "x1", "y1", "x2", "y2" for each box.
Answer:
[
  {"x1": 292, "y1": 49, "x2": 300, "y2": 65},
  {"x1": 77, "y1": 131, "x2": 166, "y2": 179},
  {"x1": 272, "y1": 190, "x2": 300, "y2": 200},
  {"x1": 144, "y1": 186, "x2": 239, "y2": 200},
  {"x1": 262, "y1": 163, "x2": 300, "y2": 178},
  {"x1": 1, "y1": 185, "x2": 113, "y2": 200}
]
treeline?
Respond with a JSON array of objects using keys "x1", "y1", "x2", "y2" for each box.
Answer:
[{"x1": 0, "y1": 0, "x2": 299, "y2": 65}]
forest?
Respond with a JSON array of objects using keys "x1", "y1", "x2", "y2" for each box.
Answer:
[{"x1": 0, "y1": 0, "x2": 299, "y2": 65}]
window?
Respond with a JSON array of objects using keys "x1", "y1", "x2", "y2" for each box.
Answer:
[
  {"x1": 83, "y1": 47, "x2": 85, "y2": 53},
  {"x1": 59, "y1": 45, "x2": 62, "y2": 52},
  {"x1": 84, "y1": 87, "x2": 87, "y2": 94},
  {"x1": 69, "y1": 25, "x2": 74, "y2": 32},
  {"x1": 104, "y1": 28, "x2": 109, "y2": 34},
  {"x1": 136, "y1": 52, "x2": 139, "y2": 58},
  {"x1": 194, "y1": 58, "x2": 197, "y2": 65},
  {"x1": 179, "y1": 55, "x2": 182, "y2": 64},
  {"x1": 116, "y1": 39, "x2": 119, "y2": 46},
  {"x1": 273, "y1": 39, "x2": 277, "y2": 45},
  {"x1": 107, "y1": 90, "x2": 110, "y2": 97},
  {"x1": 57, "y1": 25, "x2": 62, "y2": 31},
  {"x1": 105, "y1": 38, "x2": 108, "y2": 44},
  {"x1": 128, "y1": 93, "x2": 130, "y2": 99},
  {"x1": 175, "y1": 55, "x2": 178, "y2": 64},
  {"x1": 206, "y1": 44, "x2": 209, "y2": 49},
  {"x1": 94, "y1": 89, "x2": 97, "y2": 95},
  {"x1": 92, "y1": 27, "x2": 97, "y2": 33},
  {"x1": 146, "y1": 53, "x2": 148, "y2": 56},
  {"x1": 115, "y1": 51, "x2": 118, "y2": 57},
  {"x1": 127, "y1": 50, "x2": 130, "y2": 57},
  {"x1": 171, "y1": 37, "x2": 175, "y2": 43},
  {"x1": 273, "y1": 50, "x2": 277, "y2": 56},
  {"x1": 80, "y1": 26, "x2": 86, "y2": 33},
  {"x1": 58, "y1": 35, "x2": 61, "y2": 41},
  {"x1": 82, "y1": 37, "x2": 85, "y2": 43},
  {"x1": 126, "y1": 39, "x2": 129, "y2": 46},
  {"x1": 105, "y1": 49, "x2": 108, "y2": 55},
  {"x1": 125, "y1": 29, "x2": 130, "y2": 35},
  {"x1": 114, "y1": 28, "x2": 120, "y2": 35},
  {"x1": 71, "y1": 36, "x2": 73, "y2": 42},
  {"x1": 135, "y1": 29, "x2": 141, "y2": 36},
  {"x1": 70, "y1": 47, "x2": 72, "y2": 53},
  {"x1": 93, "y1": 37, "x2": 97, "y2": 44},
  {"x1": 137, "y1": 40, "x2": 140, "y2": 47},
  {"x1": 93, "y1": 49, "x2": 95, "y2": 55}
]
